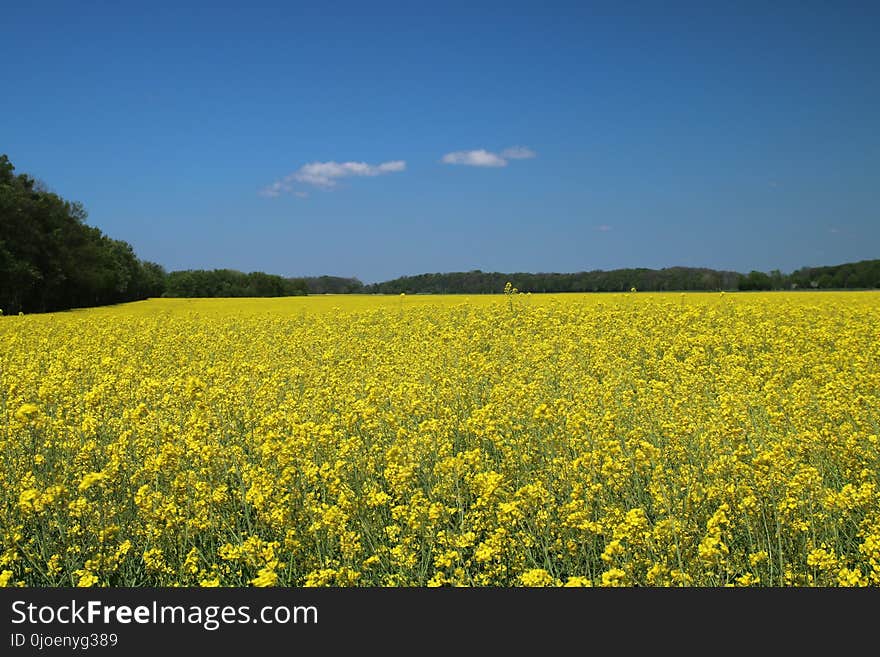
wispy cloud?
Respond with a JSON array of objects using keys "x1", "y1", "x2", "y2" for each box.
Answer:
[
  {"x1": 294, "y1": 160, "x2": 406, "y2": 187},
  {"x1": 258, "y1": 180, "x2": 292, "y2": 198},
  {"x1": 441, "y1": 146, "x2": 537, "y2": 168},
  {"x1": 501, "y1": 146, "x2": 536, "y2": 160},
  {"x1": 595, "y1": 224, "x2": 613, "y2": 232},
  {"x1": 441, "y1": 149, "x2": 508, "y2": 167},
  {"x1": 260, "y1": 159, "x2": 406, "y2": 197}
]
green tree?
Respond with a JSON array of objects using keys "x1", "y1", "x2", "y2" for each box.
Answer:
[{"x1": 0, "y1": 153, "x2": 165, "y2": 313}]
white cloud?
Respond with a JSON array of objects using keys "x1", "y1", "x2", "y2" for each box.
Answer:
[
  {"x1": 293, "y1": 159, "x2": 407, "y2": 188},
  {"x1": 258, "y1": 180, "x2": 291, "y2": 198},
  {"x1": 261, "y1": 159, "x2": 406, "y2": 196},
  {"x1": 441, "y1": 146, "x2": 536, "y2": 168},
  {"x1": 595, "y1": 224, "x2": 613, "y2": 232},
  {"x1": 376, "y1": 160, "x2": 406, "y2": 173},
  {"x1": 501, "y1": 146, "x2": 536, "y2": 160},
  {"x1": 441, "y1": 149, "x2": 508, "y2": 167}
]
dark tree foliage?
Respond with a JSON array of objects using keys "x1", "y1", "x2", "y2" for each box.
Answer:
[
  {"x1": 363, "y1": 262, "x2": 879, "y2": 295},
  {"x1": 302, "y1": 276, "x2": 364, "y2": 294},
  {"x1": 162, "y1": 269, "x2": 307, "y2": 298},
  {"x1": 786, "y1": 260, "x2": 880, "y2": 290},
  {"x1": 737, "y1": 270, "x2": 773, "y2": 291},
  {"x1": 0, "y1": 154, "x2": 166, "y2": 314},
  {"x1": 363, "y1": 267, "x2": 744, "y2": 294}
]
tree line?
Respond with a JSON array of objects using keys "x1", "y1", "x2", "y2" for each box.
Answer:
[
  {"x1": 0, "y1": 154, "x2": 319, "y2": 313},
  {"x1": 162, "y1": 261, "x2": 880, "y2": 299},
  {"x1": 1, "y1": 154, "x2": 166, "y2": 314},
  {"x1": 161, "y1": 272, "x2": 365, "y2": 297},
  {"x1": 0, "y1": 154, "x2": 387, "y2": 312},
  {"x1": 2, "y1": 153, "x2": 877, "y2": 314},
  {"x1": 738, "y1": 262, "x2": 880, "y2": 291},
  {"x1": 364, "y1": 268, "x2": 741, "y2": 294},
  {"x1": 364, "y1": 261, "x2": 880, "y2": 294},
  {"x1": 163, "y1": 269, "x2": 307, "y2": 298}
]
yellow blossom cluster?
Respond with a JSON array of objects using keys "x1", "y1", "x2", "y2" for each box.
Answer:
[{"x1": 1, "y1": 291, "x2": 878, "y2": 586}]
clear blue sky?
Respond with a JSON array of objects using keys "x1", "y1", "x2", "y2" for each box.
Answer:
[{"x1": 2, "y1": 0, "x2": 878, "y2": 283}]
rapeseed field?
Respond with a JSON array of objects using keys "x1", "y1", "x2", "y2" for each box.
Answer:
[{"x1": 1, "y1": 291, "x2": 878, "y2": 586}]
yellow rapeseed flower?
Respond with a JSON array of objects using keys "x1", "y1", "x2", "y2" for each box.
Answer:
[{"x1": 1, "y1": 291, "x2": 877, "y2": 586}]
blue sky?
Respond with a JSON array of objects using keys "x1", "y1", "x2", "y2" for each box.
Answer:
[{"x1": 2, "y1": 0, "x2": 878, "y2": 283}]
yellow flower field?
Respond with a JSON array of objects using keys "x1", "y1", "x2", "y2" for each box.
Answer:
[{"x1": 1, "y1": 291, "x2": 878, "y2": 587}]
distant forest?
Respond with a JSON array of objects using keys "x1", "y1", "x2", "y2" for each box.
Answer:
[
  {"x1": 2, "y1": 153, "x2": 878, "y2": 314},
  {"x1": 361, "y1": 261, "x2": 880, "y2": 295}
]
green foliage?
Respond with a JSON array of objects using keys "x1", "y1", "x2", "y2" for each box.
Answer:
[
  {"x1": 787, "y1": 260, "x2": 880, "y2": 290},
  {"x1": 0, "y1": 154, "x2": 166, "y2": 313},
  {"x1": 738, "y1": 270, "x2": 773, "y2": 291},
  {"x1": 364, "y1": 267, "x2": 744, "y2": 294},
  {"x1": 162, "y1": 269, "x2": 307, "y2": 298},
  {"x1": 303, "y1": 275, "x2": 364, "y2": 294},
  {"x1": 365, "y1": 262, "x2": 880, "y2": 295}
]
